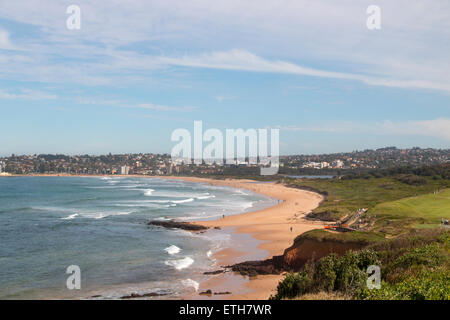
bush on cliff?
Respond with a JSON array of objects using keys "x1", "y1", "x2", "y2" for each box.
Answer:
[
  {"x1": 271, "y1": 249, "x2": 379, "y2": 299},
  {"x1": 271, "y1": 271, "x2": 311, "y2": 300},
  {"x1": 357, "y1": 269, "x2": 450, "y2": 300}
]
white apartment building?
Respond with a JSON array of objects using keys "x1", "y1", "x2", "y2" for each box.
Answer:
[{"x1": 120, "y1": 165, "x2": 130, "y2": 175}]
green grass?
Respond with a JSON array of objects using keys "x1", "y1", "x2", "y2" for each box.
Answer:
[
  {"x1": 288, "y1": 177, "x2": 449, "y2": 222},
  {"x1": 369, "y1": 189, "x2": 450, "y2": 224},
  {"x1": 296, "y1": 229, "x2": 385, "y2": 244}
]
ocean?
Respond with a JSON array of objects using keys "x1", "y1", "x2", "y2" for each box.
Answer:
[{"x1": 0, "y1": 176, "x2": 277, "y2": 299}]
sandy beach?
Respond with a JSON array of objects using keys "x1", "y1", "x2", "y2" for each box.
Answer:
[{"x1": 158, "y1": 176, "x2": 325, "y2": 300}]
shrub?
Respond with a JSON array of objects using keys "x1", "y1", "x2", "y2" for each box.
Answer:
[
  {"x1": 314, "y1": 254, "x2": 338, "y2": 292},
  {"x1": 359, "y1": 269, "x2": 450, "y2": 300},
  {"x1": 270, "y1": 271, "x2": 312, "y2": 300}
]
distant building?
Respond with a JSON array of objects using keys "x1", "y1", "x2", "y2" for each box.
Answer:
[
  {"x1": 0, "y1": 161, "x2": 4, "y2": 172},
  {"x1": 332, "y1": 159, "x2": 344, "y2": 168},
  {"x1": 120, "y1": 165, "x2": 130, "y2": 175}
]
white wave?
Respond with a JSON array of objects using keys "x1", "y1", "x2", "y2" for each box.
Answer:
[
  {"x1": 164, "y1": 245, "x2": 181, "y2": 255},
  {"x1": 144, "y1": 189, "x2": 155, "y2": 196},
  {"x1": 196, "y1": 195, "x2": 215, "y2": 200},
  {"x1": 234, "y1": 189, "x2": 250, "y2": 196},
  {"x1": 100, "y1": 177, "x2": 112, "y2": 180},
  {"x1": 131, "y1": 198, "x2": 193, "y2": 204},
  {"x1": 181, "y1": 279, "x2": 199, "y2": 292},
  {"x1": 61, "y1": 213, "x2": 79, "y2": 220},
  {"x1": 77, "y1": 211, "x2": 132, "y2": 219},
  {"x1": 165, "y1": 257, "x2": 194, "y2": 270},
  {"x1": 154, "y1": 216, "x2": 171, "y2": 221},
  {"x1": 172, "y1": 198, "x2": 194, "y2": 204},
  {"x1": 207, "y1": 250, "x2": 212, "y2": 258},
  {"x1": 241, "y1": 201, "x2": 255, "y2": 210}
]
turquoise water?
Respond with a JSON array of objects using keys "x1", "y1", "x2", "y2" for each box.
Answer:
[{"x1": 0, "y1": 176, "x2": 276, "y2": 299}]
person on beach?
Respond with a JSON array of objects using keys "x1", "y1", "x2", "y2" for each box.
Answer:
[{"x1": 290, "y1": 227, "x2": 293, "y2": 232}]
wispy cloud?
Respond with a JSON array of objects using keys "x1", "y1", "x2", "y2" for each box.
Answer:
[
  {"x1": 0, "y1": 88, "x2": 57, "y2": 100},
  {"x1": 159, "y1": 50, "x2": 450, "y2": 92},
  {"x1": 0, "y1": 29, "x2": 14, "y2": 50},
  {"x1": 215, "y1": 95, "x2": 236, "y2": 103},
  {"x1": 137, "y1": 103, "x2": 197, "y2": 112},
  {"x1": 0, "y1": 1, "x2": 449, "y2": 91},
  {"x1": 278, "y1": 118, "x2": 450, "y2": 141},
  {"x1": 76, "y1": 97, "x2": 197, "y2": 112}
]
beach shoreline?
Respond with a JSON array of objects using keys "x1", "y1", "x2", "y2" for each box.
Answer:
[
  {"x1": 157, "y1": 176, "x2": 325, "y2": 299},
  {"x1": 4, "y1": 174, "x2": 325, "y2": 299}
]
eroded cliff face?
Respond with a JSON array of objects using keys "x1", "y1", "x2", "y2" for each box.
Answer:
[
  {"x1": 230, "y1": 233, "x2": 367, "y2": 275},
  {"x1": 280, "y1": 237, "x2": 365, "y2": 270}
]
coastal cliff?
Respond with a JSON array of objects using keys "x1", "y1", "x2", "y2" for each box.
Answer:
[{"x1": 230, "y1": 229, "x2": 377, "y2": 275}]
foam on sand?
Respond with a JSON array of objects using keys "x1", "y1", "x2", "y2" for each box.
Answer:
[
  {"x1": 164, "y1": 245, "x2": 181, "y2": 255},
  {"x1": 181, "y1": 279, "x2": 199, "y2": 292},
  {"x1": 165, "y1": 257, "x2": 194, "y2": 270}
]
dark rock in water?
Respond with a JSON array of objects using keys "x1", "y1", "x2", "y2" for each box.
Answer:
[
  {"x1": 90, "y1": 295, "x2": 102, "y2": 298},
  {"x1": 214, "y1": 226, "x2": 221, "y2": 230},
  {"x1": 229, "y1": 258, "x2": 284, "y2": 276},
  {"x1": 148, "y1": 220, "x2": 208, "y2": 231},
  {"x1": 199, "y1": 289, "x2": 212, "y2": 295},
  {"x1": 121, "y1": 292, "x2": 168, "y2": 299},
  {"x1": 203, "y1": 269, "x2": 225, "y2": 275},
  {"x1": 214, "y1": 291, "x2": 231, "y2": 295}
]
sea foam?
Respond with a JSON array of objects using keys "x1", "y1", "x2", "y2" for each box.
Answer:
[
  {"x1": 164, "y1": 245, "x2": 181, "y2": 255},
  {"x1": 144, "y1": 189, "x2": 155, "y2": 196},
  {"x1": 165, "y1": 257, "x2": 194, "y2": 270},
  {"x1": 181, "y1": 279, "x2": 199, "y2": 292},
  {"x1": 61, "y1": 213, "x2": 79, "y2": 220}
]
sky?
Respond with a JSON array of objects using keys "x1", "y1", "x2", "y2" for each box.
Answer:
[{"x1": 0, "y1": 0, "x2": 449, "y2": 156}]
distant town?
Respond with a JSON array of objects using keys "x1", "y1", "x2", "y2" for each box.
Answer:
[{"x1": 0, "y1": 147, "x2": 449, "y2": 176}]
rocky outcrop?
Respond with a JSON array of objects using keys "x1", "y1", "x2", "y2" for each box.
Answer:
[
  {"x1": 148, "y1": 220, "x2": 208, "y2": 231},
  {"x1": 203, "y1": 269, "x2": 225, "y2": 275}
]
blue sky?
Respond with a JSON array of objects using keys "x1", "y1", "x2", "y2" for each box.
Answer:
[{"x1": 0, "y1": 0, "x2": 449, "y2": 156}]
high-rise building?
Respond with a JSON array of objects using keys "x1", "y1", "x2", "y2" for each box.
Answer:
[{"x1": 120, "y1": 165, "x2": 130, "y2": 175}]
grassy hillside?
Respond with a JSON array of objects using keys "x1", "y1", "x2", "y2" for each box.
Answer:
[
  {"x1": 288, "y1": 177, "x2": 449, "y2": 222},
  {"x1": 369, "y1": 189, "x2": 450, "y2": 228}
]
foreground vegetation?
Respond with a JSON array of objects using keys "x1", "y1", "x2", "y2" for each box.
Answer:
[{"x1": 271, "y1": 229, "x2": 450, "y2": 300}]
